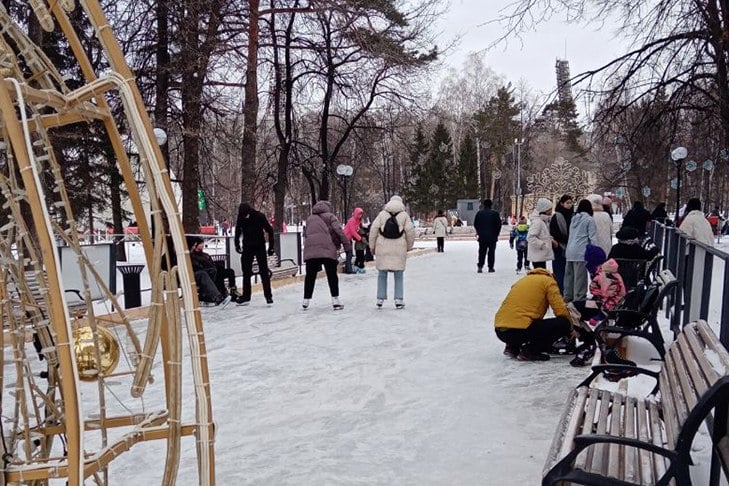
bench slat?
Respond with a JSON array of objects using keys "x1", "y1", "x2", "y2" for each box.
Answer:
[
  {"x1": 661, "y1": 350, "x2": 686, "y2": 447},
  {"x1": 587, "y1": 389, "x2": 612, "y2": 476},
  {"x1": 545, "y1": 387, "x2": 589, "y2": 473},
  {"x1": 607, "y1": 392, "x2": 625, "y2": 481},
  {"x1": 575, "y1": 387, "x2": 601, "y2": 472},
  {"x1": 636, "y1": 398, "x2": 655, "y2": 485},
  {"x1": 648, "y1": 398, "x2": 669, "y2": 482},
  {"x1": 623, "y1": 396, "x2": 638, "y2": 483}
]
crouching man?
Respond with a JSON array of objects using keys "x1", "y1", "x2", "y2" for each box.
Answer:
[{"x1": 494, "y1": 268, "x2": 572, "y2": 361}]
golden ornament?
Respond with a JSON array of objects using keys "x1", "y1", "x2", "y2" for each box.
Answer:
[{"x1": 73, "y1": 326, "x2": 120, "y2": 381}]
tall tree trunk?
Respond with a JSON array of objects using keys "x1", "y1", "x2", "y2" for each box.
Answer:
[{"x1": 240, "y1": 0, "x2": 260, "y2": 204}]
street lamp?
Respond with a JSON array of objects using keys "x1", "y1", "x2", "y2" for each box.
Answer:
[
  {"x1": 336, "y1": 164, "x2": 353, "y2": 221},
  {"x1": 514, "y1": 138, "x2": 524, "y2": 217},
  {"x1": 671, "y1": 146, "x2": 688, "y2": 223}
]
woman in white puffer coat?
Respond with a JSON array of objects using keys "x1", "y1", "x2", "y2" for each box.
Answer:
[
  {"x1": 679, "y1": 198, "x2": 715, "y2": 247},
  {"x1": 587, "y1": 194, "x2": 613, "y2": 255},
  {"x1": 369, "y1": 195, "x2": 415, "y2": 309},
  {"x1": 526, "y1": 197, "x2": 555, "y2": 268}
]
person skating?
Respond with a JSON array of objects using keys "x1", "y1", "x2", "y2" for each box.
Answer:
[
  {"x1": 509, "y1": 216, "x2": 530, "y2": 273},
  {"x1": 302, "y1": 200, "x2": 351, "y2": 310},
  {"x1": 549, "y1": 194, "x2": 574, "y2": 294},
  {"x1": 353, "y1": 224, "x2": 369, "y2": 273},
  {"x1": 432, "y1": 210, "x2": 449, "y2": 253},
  {"x1": 343, "y1": 207, "x2": 365, "y2": 274},
  {"x1": 493, "y1": 268, "x2": 573, "y2": 361},
  {"x1": 473, "y1": 199, "x2": 502, "y2": 273},
  {"x1": 233, "y1": 202, "x2": 275, "y2": 306},
  {"x1": 564, "y1": 199, "x2": 597, "y2": 303},
  {"x1": 587, "y1": 194, "x2": 613, "y2": 256},
  {"x1": 369, "y1": 195, "x2": 415, "y2": 309},
  {"x1": 679, "y1": 198, "x2": 715, "y2": 247},
  {"x1": 526, "y1": 198, "x2": 555, "y2": 270}
]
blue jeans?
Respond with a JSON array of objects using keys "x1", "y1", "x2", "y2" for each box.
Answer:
[{"x1": 377, "y1": 270, "x2": 403, "y2": 300}]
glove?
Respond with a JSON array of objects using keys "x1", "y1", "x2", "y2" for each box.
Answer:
[
  {"x1": 235, "y1": 245, "x2": 242, "y2": 254},
  {"x1": 267, "y1": 247, "x2": 275, "y2": 256},
  {"x1": 509, "y1": 243, "x2": 514, "y2": 250}
]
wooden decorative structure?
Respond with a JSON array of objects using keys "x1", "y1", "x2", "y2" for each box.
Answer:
[{"x1": 0, "y1": 1, "x2": 215, "y2": 484}]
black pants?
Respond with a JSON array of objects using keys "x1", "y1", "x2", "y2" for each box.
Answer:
[
  {"x1": 241, "y1": 247, "x2": 272, "y2": 301},
  {"x1": 304, "y1": 258, "x2": 339, "y2": 299},
  {"x1": 531, "y1": 261, "x2": 546, "y2": 269},
  {"x1": 477, "y1": 239, "x2": 497, "y2": 270},
  {"x1": 436, "y1": 237, "x2": 444, "y2": 252},
  {"x1": 195, "y1": 269, "x2": 221, "y2": 302},
  {"x1": 495, "y1": 317, "x2": 571, "y2": 352},
  {"x1": 516, "y1": 248, "x2": 530, "y2": 270},
  {"x1": 354, "y1": 249, "x2": 365, "y2": 268},
  {"x1": 214, "y1": 264, "x2": 236, "y2": 294}
]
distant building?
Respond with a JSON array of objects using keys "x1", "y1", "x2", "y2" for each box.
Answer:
[{"x1": 456, "y1": 199, "x2": 480, "y2": 226}]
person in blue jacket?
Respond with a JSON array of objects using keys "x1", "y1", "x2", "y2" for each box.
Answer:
[
  {"x1": 473, "y1": 199, "x2": 502, "y2": 273},
  {"x1": 509, "y1": 216, "x2": 530, "y2": 273}
]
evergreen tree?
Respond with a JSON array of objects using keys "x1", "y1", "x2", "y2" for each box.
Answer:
[
  {"x1": 457, "y1": 133, "x2": 479, "y2": 198},
  {"x1": 404, "y1": 125, "x2": 430, "y2": 213},
  {"x1": 425, "y1": 122, "x2": 454, "y2": 210}
]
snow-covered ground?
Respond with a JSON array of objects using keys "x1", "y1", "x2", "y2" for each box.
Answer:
[{"x1": 106, "y1": 239, "x2": 594, "y2": 485}]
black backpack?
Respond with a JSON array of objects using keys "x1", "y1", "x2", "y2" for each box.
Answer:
[{"x1": 380, "y1": 212, "x2": 404, "y2": 239}]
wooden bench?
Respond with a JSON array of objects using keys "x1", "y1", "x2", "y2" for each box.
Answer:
[
  {"x1": 10, "y1": 270, "x2": 88, "y2": 319},
  {"x1": 595, "y1": 269, "x2": 677, "y2": 358},
  {"x1": 543, "y1": 320, "x2": 729, "y2": 485},
  {"x1": 251, "y1": 254, "x2": 298, "y2": 281}
]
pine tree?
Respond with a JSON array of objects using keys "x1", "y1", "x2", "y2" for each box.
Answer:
[
  {"x1": 404, "y1": 125, "x2": 430, "y2": 213},
  {"x1": 457, "y1": 133, "x2": 479, "y2": 198}
]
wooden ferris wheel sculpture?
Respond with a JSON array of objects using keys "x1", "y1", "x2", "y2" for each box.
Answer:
[{"x1": 0, "y1": 0, "x2": 215, "y2": 485}]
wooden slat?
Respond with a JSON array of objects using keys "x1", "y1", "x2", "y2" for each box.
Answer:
[
  {"x1": 677, "y1": 330, "x2": 711, "y2": 399},
  {"x1": 545, "y1": 387, "x2": 589, "y2": 473},
  {"x1": 659, "y1": 358, "x2": 680, "y2": 449},
  {"x1": 636, "y1": 399, "x2": 654, "y2": 485},
  {"x1": 607, "y1": 392, "x2": 625, "y2": 481},
  {"x1": 623, "y1": 396, "x2": 638, "y2": 483},
  {"x1": 662, "y1": 349, "x2": 687, "y2": 443},
  {"x1": 590, "y1": 390, "x2": 612, "y2": 477},
  {"x1": 575, "y1": 387, "x2": 601, "y2": 472},
  {"x1": 683, "y1": 325, "x2": 719, "y2": 391},
  {"x1": 672, "y1": 337, "x2": 701, "y2": 415},
  {"x1": 648, "y1": 399, "x2": 668, "y2": 481}
]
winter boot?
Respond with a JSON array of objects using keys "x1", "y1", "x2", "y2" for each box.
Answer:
[
  {"x1": 376, "y1": 299, "x2": 384, "y2": 308},
  {"x1": 503, "y1": 344, "x2": 519, "y2": 358},
  {"x1": 395, "y1": 299, "x2": 405, "y2": 309},
  {"x1": 569, "y1": 343, "x2": 596, "y2": 367},
  {"x1": 302, "y1": 298, "x2": 310, "y2": 310},
  {"x1": 517, "y1": 345, "x2": 550, "y2": 361},
  {"x1": 332, "y1": 297, "x2": 344, "y2": 311}
]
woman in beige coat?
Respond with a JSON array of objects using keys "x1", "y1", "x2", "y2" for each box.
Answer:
[{"x1": 369, "y1": 195, "x2": 415, "y2": 309}]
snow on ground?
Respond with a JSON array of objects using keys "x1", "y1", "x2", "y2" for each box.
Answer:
[{"x1": 108, "y1": 239, "x2": 590, "y2": 485}]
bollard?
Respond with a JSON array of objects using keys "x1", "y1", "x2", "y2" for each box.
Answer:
[{"x1": 117, "y1": 264, "x2": 145, "y2": 309}]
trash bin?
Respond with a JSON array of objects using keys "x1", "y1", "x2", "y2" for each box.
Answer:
[{"x1": 117, "y1": 264, "x2": 145, "y2": 309}]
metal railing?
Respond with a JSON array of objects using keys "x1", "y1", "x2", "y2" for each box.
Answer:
[{"x1": 651, "y1": 222, "x2": 729, "y2": 346}]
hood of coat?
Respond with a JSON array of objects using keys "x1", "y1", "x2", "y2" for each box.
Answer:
[
  {"x1": 530, "y1": 211, "x2": 550, "y2": 224},
  {"x1": 238, "y1": 202, "x2": 252, "y2": 217},
  {"x1": 526, "y1": 267, "x2": 556, "y2": 279},
  {"x1": 587, "y1": 194, "x2": 604, "y2": 211},
  {"x1": 312, "y1": 200, "x2": 334, "y2": 215},
  {"x1": 351, "y1": 207, "x2": 364, "y2": 220},
  {"x1": 383, "y1": 196, "x2": 406, "y2": 214},
  {"x1": 600, "y1": 258, "x2": 619, "y2": 274}
]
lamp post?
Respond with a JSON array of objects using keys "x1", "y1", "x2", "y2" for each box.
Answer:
[
  {"x1": 514, "y1": 138, "x2": 524, "y2": 217},
  {"x1": 336, "y1": 164, "x2": 353, "y2": 222},
  {"x1": 671, "y1": 146, "x2": 688, "y2": 223}
]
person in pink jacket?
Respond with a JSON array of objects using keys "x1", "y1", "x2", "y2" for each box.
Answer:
[
  {"x1": 568, "y1": 258, "x2": 627, "y2": 367},
  {"x1": 343, "y1": 207, "x2": 365, "y2": 274}
]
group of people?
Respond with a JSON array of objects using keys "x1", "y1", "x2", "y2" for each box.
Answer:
[
  {"x1": 493, "y1": 193, "x2": 716, "y2": 363},
  {"x1": 204, "y1": 196, "x2": 416, "y2": 311}
]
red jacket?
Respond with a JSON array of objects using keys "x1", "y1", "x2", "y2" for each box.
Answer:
[{"x1": 343, "y1": 207, "x2": 364, "y2": 241}]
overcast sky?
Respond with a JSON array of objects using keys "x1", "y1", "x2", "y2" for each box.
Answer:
[{"x1": 434, "y1": 0, "x2": 627, "y2": 98}]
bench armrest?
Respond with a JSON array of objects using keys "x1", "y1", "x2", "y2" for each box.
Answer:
[{"x1": 578, "y1": 364, "x2": 660, "y2": 391}]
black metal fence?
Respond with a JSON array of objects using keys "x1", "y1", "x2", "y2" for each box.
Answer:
[{"x1": 651, "y1": 222, "x2": 729, "y2": 346}]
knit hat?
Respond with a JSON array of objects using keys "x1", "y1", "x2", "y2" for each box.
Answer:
[
  {"x1": 390, "y1": 195, "x2": 403, "y2": 204},
  {"x1": 535, "y1": 198, "x2": 553, "y2": 214},
  {"x1": 587, "y1": 194, "x2": 603, "y2": 208}
]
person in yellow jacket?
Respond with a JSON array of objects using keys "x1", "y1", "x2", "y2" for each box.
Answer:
[{"x1": 494, "y1": 268, "x2": 573, "y2": 361}]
